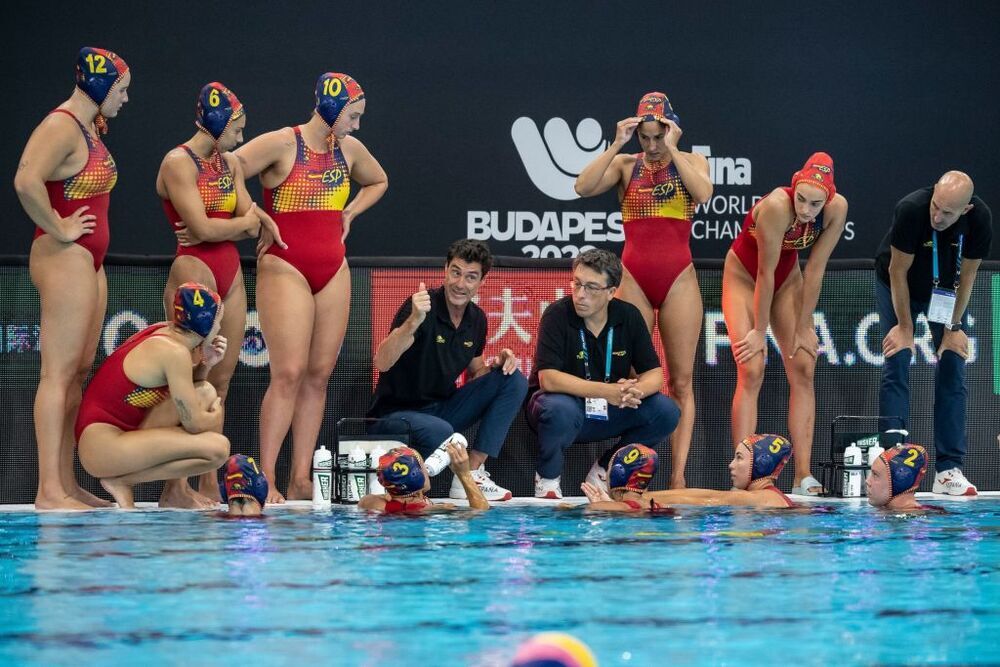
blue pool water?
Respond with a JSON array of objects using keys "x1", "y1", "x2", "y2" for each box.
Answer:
[{"x1": 2, "y1": 501, "x2": 1000, "y2": 666}]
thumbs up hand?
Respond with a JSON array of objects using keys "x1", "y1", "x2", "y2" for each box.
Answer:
[{"x1": 409, "y1": 281, "x2": 432, "y2": 325}]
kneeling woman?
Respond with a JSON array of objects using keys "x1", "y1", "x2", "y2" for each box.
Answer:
[
  {"x1": 586, "y1": 434, "x2": 796, "y2": 510},
  {"x1": 75, "y1": 283, "x2": 231, "y2": 508},
  {"x1": 358, "y1": 442, "x2": 489, "y2": 513}
]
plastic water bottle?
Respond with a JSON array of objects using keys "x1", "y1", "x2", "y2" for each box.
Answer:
[
  {"x1": 424, "y1": 433, "x2": 468, "y2": 477},
  {"x1": 866, "y1": 441, "x2": 885, "y2": 485},
  {"x1": 368, "y1": 444, "x2": 387, "y2": 495},
  {"x1": 347, "y1": 445, "x2": 368, "y2": 502},
  {"x1": 312, "y1": 445, "x2": 332, "y2": 507},
  {"x1": 842, "y1": 442, "x2": 863, "y2": 498}
]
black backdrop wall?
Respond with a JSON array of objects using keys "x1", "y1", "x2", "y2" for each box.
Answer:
[{"x1": 4, "y1": 2, "x2": 1000, "y2": 260}]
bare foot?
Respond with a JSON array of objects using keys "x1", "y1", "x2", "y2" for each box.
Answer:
[
  {"x1": 159, "y1": 479, "x2": 218, "y2": 509},
  {"x1": 100, "y1": 478, "x2": 135, "y2": 509},
  {"x1": 197, "y1": 471, "x2": 222, "y2": 502},
  {"x1": 71, "y1": 485, "x2": 114, "y2": 508},
  {"x1": 266, "y1": 487, "x2": 286, "y2": 504},
  {"x1": 669, "y1": 478, "x2": 687, "y2": 490},
  {"x1": 286, "y1": 478, "x2": 313, "y2": 501},
  {"x1": 35, "y1": 488, "x2": 93, "y2": 510}
]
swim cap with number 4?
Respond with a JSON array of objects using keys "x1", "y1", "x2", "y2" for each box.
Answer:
[{"x1": 173, "y1": 282, "x2": 222, "y2": 337}]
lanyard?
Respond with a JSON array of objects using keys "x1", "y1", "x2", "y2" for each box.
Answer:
[
  {"x1": 931, "y1": 231, "x2": 963, "y2": 290},
  {"x1": 579, "y1": 327, "x2": 613, "y2": 382}
]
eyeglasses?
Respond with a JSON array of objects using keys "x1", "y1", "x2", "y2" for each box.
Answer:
[{"x1": 570, "y1": 280, "x2": 612, "y2": 296}]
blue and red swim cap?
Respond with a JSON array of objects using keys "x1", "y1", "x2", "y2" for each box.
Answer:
[
  {"x1": 879, "y1": 444, "x2": 928, "y2": 498},
  {"x1": 608, "y1": 444, "x2": 658, "y2": 493},
  {"x1": 377, "y1": 447, "x2": 425, "y2": 497},
  {"x1": 196, "y1": 82, "x2": 244, "y2": 141},
  {"x1": 636, "y1": 91, "x2": 680, "y2": 126},
  {"x1": 738, "y1": 434, "x2": 793, "y2": 485},
  {"x1": 76, "y1": 47, "x2": 129, "y2": 107},
  {"x1": 172, "y1": 282, "x2": 222, "y2": 338},
  {"x1": 315, "y1": 72, "x2": 365, "y2": 128},
  {"x1": 219, "y1": 454, "x2": 269, "y2": 507}
]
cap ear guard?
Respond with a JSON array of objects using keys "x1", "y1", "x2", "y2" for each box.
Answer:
[
  {"x1": 173, "y1": 282, "x2": 222, "y2": 338},
  {"x1": 608, "y1": 444, "x2": 658, "y2": 493},
  {"x1": 314, "y1": 72, "x2": 365, "y2": 128},
  {"x1": 881, "y1": 444, "x2": 928, "y2": 499},
  {"x1": 219, "y1": 454, "x2": 269, "y2": 508},
  {"x1": 377, "y1": 447, "x2": 425, "y2": 497},
  {"x1": 739, "y1": 434, "x2": 793, "y2": 485},
  {"x1": 196, "y1": 82, "x2": 244, "y2": 141},
  {"x1": 636, "y1": 91, "x2": 680, "y2": 126},
  {"x1": 790, "y1": 152, "x2": 836, "y2": 203}
]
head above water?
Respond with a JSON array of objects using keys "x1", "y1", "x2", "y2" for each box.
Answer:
[
  {"x1": 730, "y1": 434, "x2": 792, "y2": 490},
  {"x1": 377, "y1": 447, "x2": 428, "y2": 497},
  {"x1": 607, "y1": 444, "x2": 658, "y2": 495},
  {"x1": 866, "y1": 444, "x2": 928, "y2": 508}
]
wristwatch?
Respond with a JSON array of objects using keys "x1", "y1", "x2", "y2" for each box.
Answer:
[{"x1": 948, "y1": 322, "x2": 963, "y2": 332}]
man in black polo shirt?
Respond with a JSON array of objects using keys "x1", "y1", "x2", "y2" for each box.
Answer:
[
  {"x1": 527, "y1": 248, "x2": 680, "y2": 499},
  {"x1": 368, "y1": 239, "x2": 527, "y2": 501},
  {"x1": 875, "y1": 171, "x2": 992, "y2": 496}
]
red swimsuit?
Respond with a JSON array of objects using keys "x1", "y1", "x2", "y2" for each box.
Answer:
[
  {"x1": 263, "y1": 127, "x2": 350, "y2": 294},
  {"x1": 383, "y1": 498, "x2": 430, "y2": 514},
  {"x1": 621, "y1": 156, "x2": 696, "y2": 306},
  {"x1": 730, "y1": 187, "x2": 824, "y2": 292},
  {"x1": 34, "y1": 109, "x2": 118, "y2": 270},
  {"x1": 764, "y1": 485, "x2": 795, "y2": 508},
  {"x1": 163, "y1": 146, "x2": 241, "y2": 297},
  {"x1": 74, "y1": 324, "x2": 171, "y2": 442}
]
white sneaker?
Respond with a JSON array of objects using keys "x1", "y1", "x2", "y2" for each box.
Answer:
[
  {"x1": 585, "y1": 459, "x2": 609, "y2": 495},
  {"x1": 933, "y1": 469, "x2": 978, "y2": 496},
  {"x1": 449, "y1": 465, "x2": 512, "y2": 501},
  {"x1": 534, "y1": 474, "x2": 562, "y2": 499}
]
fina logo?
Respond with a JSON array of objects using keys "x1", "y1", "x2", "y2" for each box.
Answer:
[{"x1": 511, "y1": 117, "x2": 608, "y2": 200}]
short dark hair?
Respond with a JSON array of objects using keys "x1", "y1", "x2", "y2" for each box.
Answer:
[
  {"x1": 572, "y1": 248, "x2": 622, "y2": 288},
  {"x1": 446, "y1": 239, "x2": 493, "y2": 276}
]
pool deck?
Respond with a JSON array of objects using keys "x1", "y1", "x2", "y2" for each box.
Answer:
[{"x1": 1, "y1": 491, "x2": 997, "y2": 512}]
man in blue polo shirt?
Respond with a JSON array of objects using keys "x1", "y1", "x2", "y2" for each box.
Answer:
[
  {"x1": 368, "y1": 239, "x2": 527, "y2": 501},
  {"x1": 875, "y1": 171, "x2": 992, "y2": 496},
  {"x1": 527, "y1": 248, "x2": 680, "y2": 499}
]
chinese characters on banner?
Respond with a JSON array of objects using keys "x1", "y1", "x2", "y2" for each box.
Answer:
[{"x1": 371, "y1": 268, "x2": 671, "y2": 390}]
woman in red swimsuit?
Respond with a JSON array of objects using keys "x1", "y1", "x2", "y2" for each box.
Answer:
[
  {"x1": 357, "y1": 443, "x2": 489, "y2": 513},
  {"x1": 76, "y1": 283, "x2": 231, "y2": 509},
  {"x1": 722, "y1": 153, "x2": 848, "y2": 495},
  {"x1": 236, "y1": 73, "x2": 387, "y2": 503},
  {"x1": 156, "y1": 83, "x2": 280, "y2": 506},
  {"x1": 14, "y1": 47, "x2": 130, "y2": 509},
  {"x1": 575, "y1": 92, "x2": 712, "y2": 489}
]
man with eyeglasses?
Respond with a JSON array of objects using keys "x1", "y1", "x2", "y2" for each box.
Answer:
[
  {"x1": 527, "y1": 248, "x2": 680, "y2": 499},
  {"x1": 368, "y1": 239, "x2": 528, "y2": 501}
]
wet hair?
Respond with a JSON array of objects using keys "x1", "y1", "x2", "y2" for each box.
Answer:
[
  {"x1": 446, "y1": 239, "x2": 493, "y2": 277},
  {"x1": 572, "y1": 248, "x2": 622, "y2": 288}
]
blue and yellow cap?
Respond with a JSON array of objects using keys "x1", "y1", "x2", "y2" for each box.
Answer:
[
  {"x1": 196, "y1": 82, "x2": 244, "y2": 141},
  {"x1": 608, "y1": 444, "x2": 658, "y2": 493},
  {"x1": 315, "y1": 72, "x2": 364, "y2": 128},
  {"x1": 738, "y1": 434, "x2": 793, "y2": 485},
  {"x1": 76, "y1": 47, "x2": 129, "y2": 107},
  {"x1": 219, "y1": 454, "x2": 268, "y2": 507},
  {"x1": 880, "y1": 444, "x2": 928, "y2": 498},
  {"x1": 377, "y1": 447, "x2": 425, "y2": 497},
  {"x1": 172, "y1": 282, "x2": 222, "y2": 338}
]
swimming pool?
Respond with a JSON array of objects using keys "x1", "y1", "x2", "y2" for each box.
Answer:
[{"x1": 2, "y1": 498, "x2": 999, "y2": 666}]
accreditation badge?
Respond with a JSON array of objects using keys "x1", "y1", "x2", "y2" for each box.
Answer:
[
  {"x1": 927, "y1": 288, "x2": 957, "y2": 324},
  {"x1": 585, "y1": 397, "x2": 609, "y2": 421}
]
